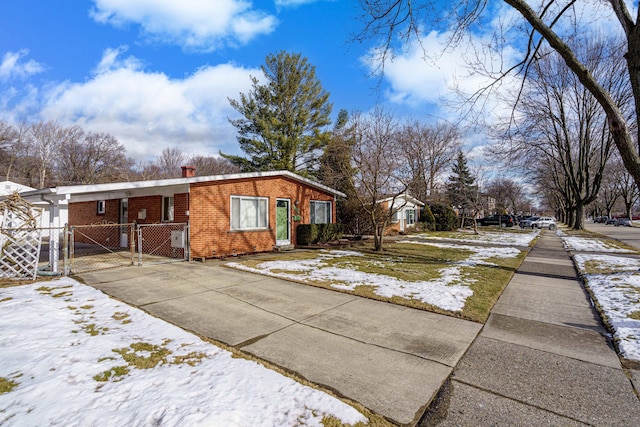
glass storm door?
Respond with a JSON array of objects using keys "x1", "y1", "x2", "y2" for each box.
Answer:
[{"x1": 276, "y1": 199, "x2": 291, "y2": 246}]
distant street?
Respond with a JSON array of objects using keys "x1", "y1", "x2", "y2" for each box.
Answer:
[{"x1": 584, "y1": 221, "x2": 640, "y2": 251}]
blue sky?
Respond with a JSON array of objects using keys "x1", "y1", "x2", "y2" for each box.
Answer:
[
  {"x1": 1, "y1": 1, "x2": 628, "y2": 167},
  {"x1": 2, "y1": 0, "x2": 451, "y2": 162}
]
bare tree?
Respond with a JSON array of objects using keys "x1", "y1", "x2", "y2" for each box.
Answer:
[
  {"x1": 187, "y1": 155, "x2": 240, "y2": 176},
  {"x1": 486, "y1": 176, "x2": 525, "y2": 215},
  {"x1": 356, "y1": 0, "x2": 640, "y2": 195},
  {"x1": 154, "y1": 147, "x2": 186, "y2": 178},
  {"x1": 612, "y1": 157, "x2": 640, "y2": 220},
  {"x1": 401, "y1": 120, "x2": 461, "y2": 202},
  {"x1": 493, "y1": 37, "x2": 625, "y2": 229},
  {"x1": 28, "y1": 121, "x2": 67, "y2": 188},
  {"x1": 0, "y1": 120, "x2": 18, "y2": 179},
  {"x1": 56, "y1": 129, "x2": 132, "y2": 184},
  {"x1": 350, "y1": 107, "x2": 408, "y2": 251}
]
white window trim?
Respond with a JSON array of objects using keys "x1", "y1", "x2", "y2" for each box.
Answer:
[
  {"x1": 162, "y1": 196, "x2": 174, "y2": 222},
  {"x1": 310, "y1": 200, "x2": 332, "y2": 224},
  {"x1": 230, "y1": 195, "x2": 269, "y2": 231},
  {"x1": 97, "y1": 200, "x2": 106, "y2": 215}
]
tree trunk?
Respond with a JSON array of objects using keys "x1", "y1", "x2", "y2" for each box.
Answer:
[
  {"x1": 573, "y1": 203, "x2": 585, "y2": 230},
  {"x1": 625, "y1": 202, "x2": 633, "y2": 221}
]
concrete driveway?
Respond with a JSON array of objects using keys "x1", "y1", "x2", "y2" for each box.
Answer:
[{"x1": 78, "y1": 260, "x2": 481, "y2": 426}]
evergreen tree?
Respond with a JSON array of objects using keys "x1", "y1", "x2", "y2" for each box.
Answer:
[
  {"x1": 318, "y1": 110, "x2": 367, "y2": 236},
  {"x1": 446, "y1": 151, "x2": 478, "y2": 216},
  {"x1": 222, "y1": 51, "x2": 333, "y2": 177}
]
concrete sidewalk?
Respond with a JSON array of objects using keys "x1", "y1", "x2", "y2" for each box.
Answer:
[
  {"x1": 78, "y1": 259, "x2": 481, "y2": 426},
  {"x1": 420, "y1": 231, "x2": 640, "y2": 425}
]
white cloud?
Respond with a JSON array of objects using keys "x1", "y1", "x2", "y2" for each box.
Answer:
[
  {"x1": 275, "y1": 0, "x2": 327, "y2": 6},
  {"x1": 0, "y1": 50, "x2": 44, "y2": 81},
  {"x1": 89, "y1": 0, "x2": 277, "y2": 51},
  {"x1": 39, "y1": 48, "x2": 259, "y2": 160},
  {"x1": 93, "y1": 45, "x2": 143, "y2": 75}
]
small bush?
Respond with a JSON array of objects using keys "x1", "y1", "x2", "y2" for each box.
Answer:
[
  {"x1": 420, "y1": 205, "x2": 436, "y2": 231},
  {"x1": 297, "y1": 224, "x2": 318, "y2": 245},
  {"x1": 430, "y1": 204, "x2": 459, "y2": 231},
  {"x1": 297, "y1": 223, "x2": 343, "y2": 245}
]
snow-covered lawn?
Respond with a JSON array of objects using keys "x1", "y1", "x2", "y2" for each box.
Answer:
[
  {"x1": 561, "y1": 235, "x2": 635, "y2": 253},
  {"x1": 227, "y1": 239, "x2": 523, "y2": 314},
  {"x1": 0, "y1": 279, "x2": 367, "y2": 426},
  {"x1": 411, "y1": 230, "x2": 539, "y2": 247},
  {"x1": 561, "y1": 233, "x2": 640, "y2": 362}
]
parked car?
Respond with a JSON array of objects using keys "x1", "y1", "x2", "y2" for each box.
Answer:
[
  {"x1": 531, "y1": 216, "x2": 557, "y2": 230},
  {"x1": 615, "y1": 218, "x2": 633, "y2": 227},
  {"x1": 519, "y1": 216, "x2": 540, "y2": 228},
  {"x1": 594, "y1": 216, "x2": 608, "y2": 223},
  {"x1": 477, "y1": 214, "x2": 516, "y2": 227},
  {"x1": 606, "y1": 217, "x2": 618, "y2": 225}
]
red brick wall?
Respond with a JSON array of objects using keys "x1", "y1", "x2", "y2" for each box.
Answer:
[
  {"x1": 69, "y1": 194, "x2": 190, "y2": 253},
  {"x1": 66, "y1": 178, "x2": 337, "y2": 259},
  {"x1": 189, "y1": 176, "x2": 335, "y2": 258},
  {"x1": 68, "y1": 200, "x2": 122, "y2": 246},
  {"x1": 68, "y1": 200, "x2": 120, "y2": 225}
]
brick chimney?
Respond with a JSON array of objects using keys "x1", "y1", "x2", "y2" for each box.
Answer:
[{"x1": 181, "y1": 165, "x2": 195, "y2": 178}]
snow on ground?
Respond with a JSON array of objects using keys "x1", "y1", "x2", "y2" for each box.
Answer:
[
  {"x1": 410, "y1": 230, "x2": 539, "y2": 247},
  {"x1": 572, "y1": 254, "x2": 640, "y2": 361},
  {"x1": 561, "y1": 235, "x2": 635, "y2": 252},
  {"x1": 0, "y1": 278, "x2": 367, "y2": 427},
  {"x1": 228, "y1": 243, "x2": 522, "y2": 313}
]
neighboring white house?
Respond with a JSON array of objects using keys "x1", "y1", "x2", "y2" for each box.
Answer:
[
  {"x1": 379, "y1": 194, "x2": 424, "y2": 234},
  {"x1": 0, "y1": 181, "x2": 69, "y2": 231},
  {"x1": 0, "y1": 181, "x2": 34, "y2": 196}
]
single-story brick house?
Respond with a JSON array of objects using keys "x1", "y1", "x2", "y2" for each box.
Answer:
[
  {"x1": 20, "y1": 168, "x2": 345, "y2": 259},
  {"x1": 379, "y1": 194, "x2": 424, "y2": 234}
]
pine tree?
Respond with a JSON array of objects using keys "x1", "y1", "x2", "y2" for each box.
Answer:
[
  {"x1": 222, "y1": 51, "x2": 333, "y2": 177},
  {"x1": 446, "y1": 151, "x2": 478, "y2": 215},
  {"x1": 318, "y1": 110, "x2": 366, "y2": 235}
]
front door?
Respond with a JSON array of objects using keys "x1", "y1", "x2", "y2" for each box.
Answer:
[{"x1": 276, "y1": 199, "x2": 291, "y2": 246}]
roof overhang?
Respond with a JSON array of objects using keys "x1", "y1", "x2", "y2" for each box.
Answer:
[{"x1": 19, "y1": 170, "x2": 346, "y2": 203}]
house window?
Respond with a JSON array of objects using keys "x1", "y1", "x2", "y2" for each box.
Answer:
[
  {"x1": 231, "y1": 196, "x2": 268, "y2": 230},
  {"x1": 406, "y1": 209, "x2": 416, "y2": 225},
  {"x1": 97, "y1": 200, "x2": 106, "y2": 215},
  {"x1": 163, "y1": 196, "x2": 174, "y2": 222},
  {"x1": 391, "y1": 210, "x2": 399, "y2": 223},
  {"x1": 310, "y1": 201, "x2": 332, "y2": 224}
]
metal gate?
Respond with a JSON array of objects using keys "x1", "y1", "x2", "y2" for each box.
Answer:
[
  {"x1": 29, "y1": 222, "x2": 190, "y2": 276},
  {"x1": 66, "y1": 223, "x2": 135, "y2": 275},
  {"x1": 136, "y1": 223, "x2": 189, "y2": 266}
]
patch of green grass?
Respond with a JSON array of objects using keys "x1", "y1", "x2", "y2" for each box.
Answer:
[
  {"x1": 172, "y1": 351, "x2": 208, "y2": 367},
  {"x1": 0, "y1": 297, "x2": 12, "y2": 302},
  {"x1": 93, "y1": 366, "x2": 130, "y2": 382},
  {"x1": 36, "y1": 285, "x2": 73, "y2": 298},
  {"x1": 94, "y1": 341, "x2": 208, "y2": 383},
  {"x1": 82, "y1": 323, "x2": 109, "y2": 336},
  {"x1": 230, "y1": 242, "x2": 524, "y2": 323},
  {"x1": 0, "y1": 377, "x2": 19, "y2": 394},
  {"x1": 629, "y1": 310, "x2": 640, "y2": 320},
  {"x1": 114, "y1": 342, "x2": 172, "y2": 369},
  {"x1": 112, "y1": 312, "x2": 132, "y2": 324}
]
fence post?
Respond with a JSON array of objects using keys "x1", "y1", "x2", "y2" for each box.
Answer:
[
  {"x1": 62, "y1": 224, "x2": 68, "y2": 276},
  {"x1": 185, "y1": 224, "x2": 191, "y2": 262},
  {"x1": 137, "y1": 225, "x2": 143, "y2": 266},
  {"x1": 129, "y1": 224, "x2": 135, "y2": 266},
  {"x1": 64, "y1": 224, "x2": 72, "y2": 276}
]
